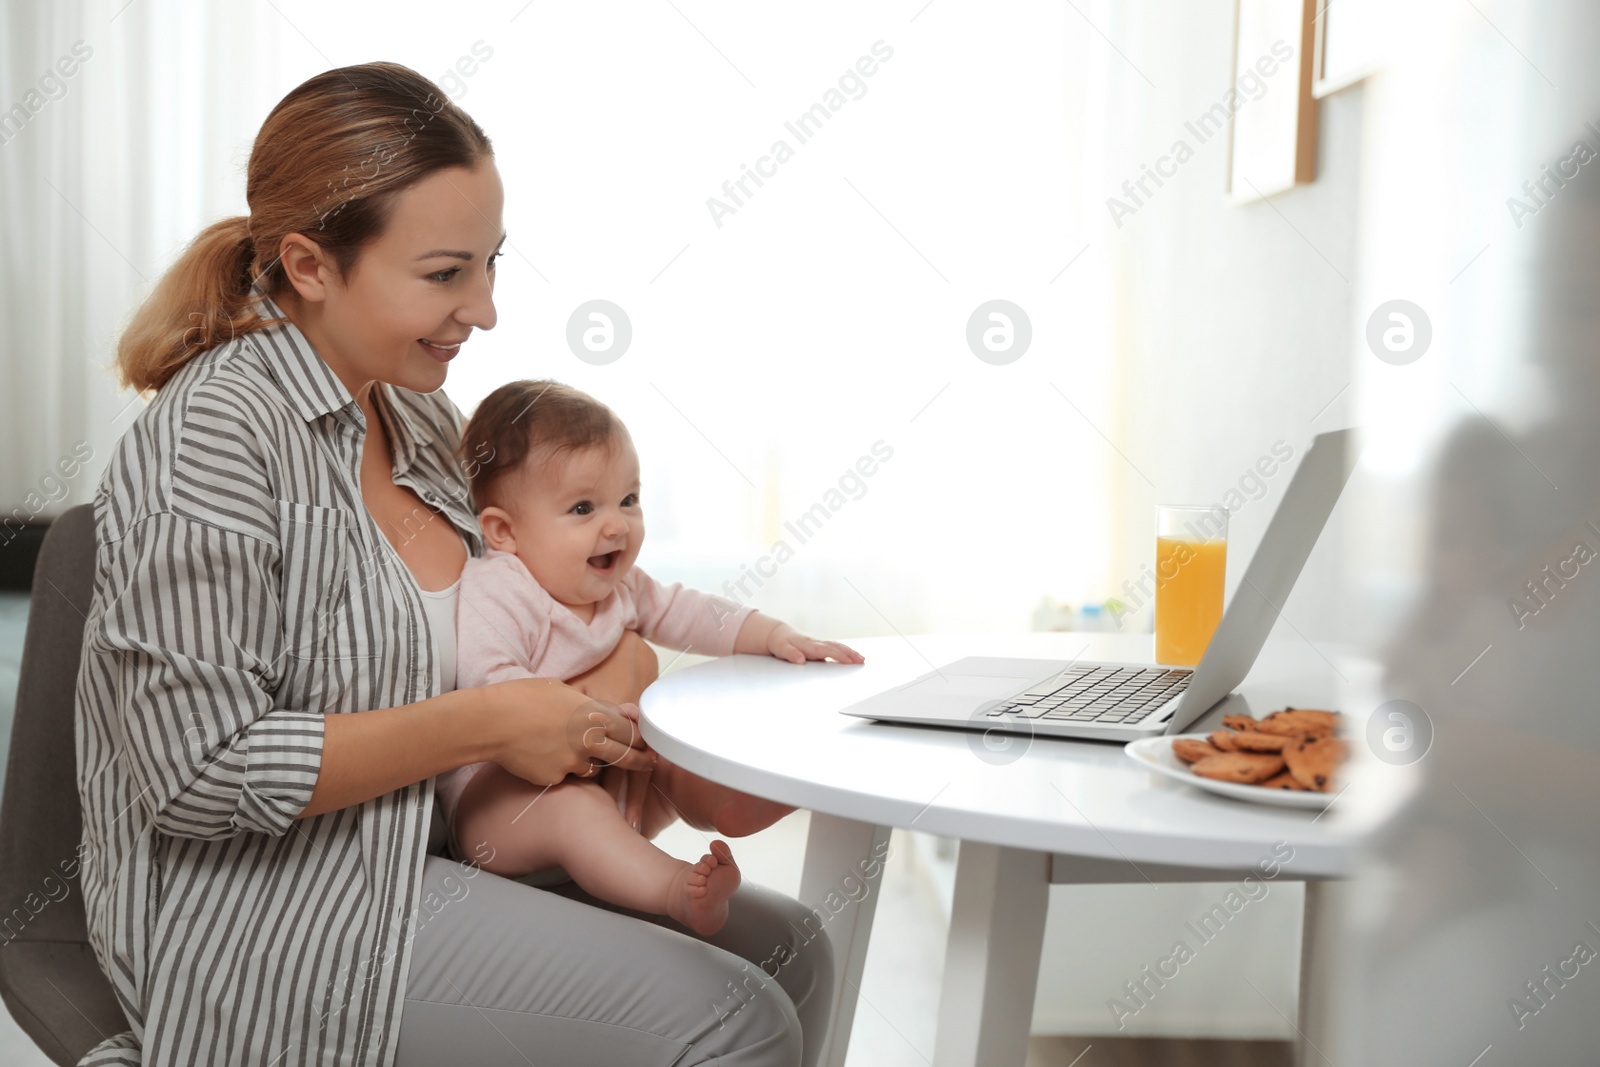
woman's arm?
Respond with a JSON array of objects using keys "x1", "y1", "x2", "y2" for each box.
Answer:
[
  {"x1": 567, "y1": 628, "x2": 659, "y2": 703},
  {"x1": 297, "y1": 676, "x2": 654, "y2": 820},
  {"x1": 93, "y1": 509, "x2": 652, "y2": 832},
  {"x1": 297, "y1": 686, "x2": 488, "y2": 821}
]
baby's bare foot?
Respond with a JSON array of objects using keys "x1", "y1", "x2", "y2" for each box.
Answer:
[{"x1": 667, "y1": 840, "x2": 741, "y2": 936}]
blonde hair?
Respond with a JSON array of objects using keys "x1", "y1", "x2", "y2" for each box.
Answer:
[{"x1": 115, "y1": 61, "x2": 493, "y2": 394}]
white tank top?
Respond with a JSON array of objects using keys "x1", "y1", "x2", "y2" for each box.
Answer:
[
  {"x1": 418, "y1": 581, "x2": 461, "y2": 692},
  {"x1": 416, "y1": 530, "x2": 469, "y2": 693},
  {"x1": 416, "y1": 585, "x2": 460, "y2": 694}
]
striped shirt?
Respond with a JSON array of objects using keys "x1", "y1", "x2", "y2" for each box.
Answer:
[{"x1": 74, "y1": 291, "x2": 485, "y2": 1066}]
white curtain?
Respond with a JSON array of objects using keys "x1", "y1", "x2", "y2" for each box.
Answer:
[{"x1": 0, "y1": 0, "x2": 285, "y2": 523}]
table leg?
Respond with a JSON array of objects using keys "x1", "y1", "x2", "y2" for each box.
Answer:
[
  {"x1": 933, "y1": 842, "x2": 1050, "y2": 1067},
  {"x1": 798, "y1": 813, "x2": 892, "y2": 1067},
  {"x1": 1296, "y1": 879, "x2": 1334, "y2": 1067}
]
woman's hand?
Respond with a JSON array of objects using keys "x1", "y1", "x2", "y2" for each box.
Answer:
[
  {"x1": 567, "y1": 630, "x2": 661, "y2": 832},
  {"x1": 598, "y1": 703, "x2": 657, "y2": 834},
  {"x1": 479, "y1": 677, "x2": 655, "y2": 787}
]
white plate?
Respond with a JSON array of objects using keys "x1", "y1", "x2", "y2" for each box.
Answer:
[{"x1": 1124, "y1": 733, "x2": 1334, "y2": 810}]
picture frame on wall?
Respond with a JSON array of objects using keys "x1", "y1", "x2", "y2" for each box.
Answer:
[
  {"x1": 1226, "y1": 0, "x2": 1319, "y2": 203},
  {"x1": 1312, "y1": 0, "x2": 1382, "y2": 98}
]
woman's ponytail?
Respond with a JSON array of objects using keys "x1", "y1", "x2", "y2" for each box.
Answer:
[
  {"x1": 113, "y1": 61, "x2": 493, "y2": 396},
  {"x1": 113, "y1": 215, "x2": 277, "y2": 393}
]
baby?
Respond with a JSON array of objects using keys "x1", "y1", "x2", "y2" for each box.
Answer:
[{"x1": 437, "y1": 379, "x2": 863, "y2": 935}]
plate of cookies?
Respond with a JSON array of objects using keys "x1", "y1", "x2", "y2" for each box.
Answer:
[{"x1": 1124, "y1": 709, "x2": 1346, "y2": 810}]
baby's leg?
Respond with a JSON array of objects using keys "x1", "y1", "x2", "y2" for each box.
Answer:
[
  {"x1": 596, "y1": 765, "x2": 686, "y2": 841},
  {"x1": 651, "y1": 758, "x2": 798, "y2": 838},
  {"x1": 453, "y1": 764, "x2": 741, "y2": 935}
]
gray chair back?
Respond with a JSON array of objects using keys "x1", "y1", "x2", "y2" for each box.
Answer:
[{"x1": 0, "y1": 503, "x2": 129, "y2": 1063}]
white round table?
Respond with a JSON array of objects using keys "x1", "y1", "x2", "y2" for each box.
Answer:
[{"x1": 640, "y1": 632, "x2": 1408, "y2": 1067}]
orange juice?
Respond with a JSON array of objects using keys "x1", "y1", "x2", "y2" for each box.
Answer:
[{"x1": 1154, "y1": 537, "x2": 1226, "y2": 666}]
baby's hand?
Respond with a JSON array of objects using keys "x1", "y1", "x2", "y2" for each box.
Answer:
[{"x1": 767, "y1": 623, "x2": 865, "y2": 665}]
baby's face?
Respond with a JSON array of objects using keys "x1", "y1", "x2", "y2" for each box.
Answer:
[{"x1": 503, "y1": 434, "x2": 644, "y2": 610}]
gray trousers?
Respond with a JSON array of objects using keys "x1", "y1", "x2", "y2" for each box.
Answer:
[{"x1": 392, "y1": 801, "x2": 834, "y2": 1066}]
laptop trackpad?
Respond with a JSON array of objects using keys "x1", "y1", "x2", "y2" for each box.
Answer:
[{"x1": 897, "y1": 674, "x2": 1025, "y2": 700}]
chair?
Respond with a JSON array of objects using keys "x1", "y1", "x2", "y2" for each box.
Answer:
[{"x1": 0, "y1": 503, "x2": 129, "y2": 1064}]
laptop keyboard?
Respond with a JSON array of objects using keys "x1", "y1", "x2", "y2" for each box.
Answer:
[{"x1": 986, "y1": 665, "x2": 1192, "y2": 726}]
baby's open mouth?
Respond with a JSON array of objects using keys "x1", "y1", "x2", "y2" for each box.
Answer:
[{"x1": 588, "y1": 551, "x2": 620, "y2": 572}]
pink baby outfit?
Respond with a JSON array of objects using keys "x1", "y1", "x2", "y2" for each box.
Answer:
[{"x1": 435, "y1": 548, "x2": 755, "y2": 832}]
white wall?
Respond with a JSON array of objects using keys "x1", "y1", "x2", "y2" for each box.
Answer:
[
  {"x1": 1090, "y1": 3, "x2": 1365, "y2": 648},
  {"x1": 1022, "y1": 0, "x2": 1362, "y2": 1036}
]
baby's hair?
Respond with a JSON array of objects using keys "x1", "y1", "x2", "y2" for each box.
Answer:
[{"x1": 457, "y1": 379, "x2": 623, "y2": 514}]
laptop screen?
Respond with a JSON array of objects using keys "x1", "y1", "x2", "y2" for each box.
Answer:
[{"x1": 1172, "y1": 428, "x2": 1360, "y2": 720}]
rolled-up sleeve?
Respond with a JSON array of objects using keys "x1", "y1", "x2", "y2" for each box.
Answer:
[{"x1": 91, "y1": 510, "x2": 324, "y2": 839}]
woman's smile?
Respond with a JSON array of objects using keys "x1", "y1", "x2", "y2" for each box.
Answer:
[{"x1": 418, "y1": 336, "x2": 465, "y2": 361}]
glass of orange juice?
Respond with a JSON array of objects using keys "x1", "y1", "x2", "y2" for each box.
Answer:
[{"x1": 1154, "y1": 505, "x2": 1227, "y2": 666}]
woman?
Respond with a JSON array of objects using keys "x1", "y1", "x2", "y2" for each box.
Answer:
[{"x1": 74, "y1": 62, "x2": 831, "y2": 1067}]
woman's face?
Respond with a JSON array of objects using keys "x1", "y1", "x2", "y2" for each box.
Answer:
[{"x1": 279, "y1": 158, "x2": 505, "y2": 398}]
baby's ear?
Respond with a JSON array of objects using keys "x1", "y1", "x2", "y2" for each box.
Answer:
[{"x1": 478, "y1": 506, "x2": 516, "y2": 553}]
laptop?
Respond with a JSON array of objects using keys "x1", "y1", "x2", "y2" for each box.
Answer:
[{"x1": 839, "y1": 428, "x2": 1359, "y2": 743}]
